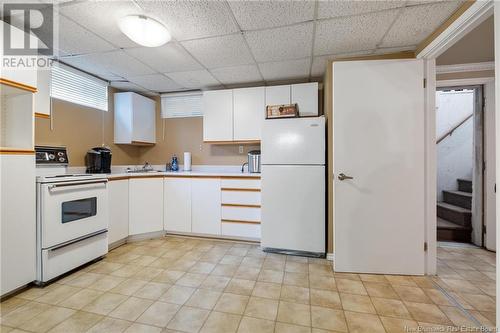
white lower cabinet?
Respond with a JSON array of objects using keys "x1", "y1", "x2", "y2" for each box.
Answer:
[
  {"x1": 108, "y1": 179, "x2": 129, "y2": 244},
  {"x1": 164, "y1": 177, "x2": 192, "y2": 232},
  {"x1": 192, "y1": 179, "x2": 221, "y2": 235},
  {"x1": 129, "y1": 177, "x2": 164, "y2": 235}
]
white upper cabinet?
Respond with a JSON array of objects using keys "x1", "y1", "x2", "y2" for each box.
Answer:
[
  {"x1": 233, "y1": 87, "x2": 265, "y2": 141},
  {"x1": 35, "y1": 69, "x2": 51, "y2": 118},
  {"x1": 291, "y1": 82, "x2": 318, "y2": 117},
  {"x1": 265, "y1": 85, "x2": 291, "y2": 106},
  {"x1": 203, "y1": 90, "x2": 233, "y2": 142},
  {"x1": 114, "y1": 92, "x2": 156, "y2": 145},
  {"x1": 191, "y1": 178, "x2": 221, "y2": 235}
]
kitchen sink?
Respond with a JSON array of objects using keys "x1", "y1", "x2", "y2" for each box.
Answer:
[{"x1": 126, "y1": 169, "x2": 163, "y2": 173}]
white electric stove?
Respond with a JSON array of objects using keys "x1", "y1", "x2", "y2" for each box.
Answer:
[{"x1": 35, "y1": 146, "x2": 109, "y2": 284}]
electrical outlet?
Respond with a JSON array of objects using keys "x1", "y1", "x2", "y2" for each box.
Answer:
[{"x1": 239, "y1": 146, "x2": 244, "y2": 154}]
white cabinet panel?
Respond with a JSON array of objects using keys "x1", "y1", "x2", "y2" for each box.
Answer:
[
  {"x1": 1, "y1": 154, "x2": 36, "y2": 296},
  {"x1": 114, "y1": 92, "x2": 156, "y2": 145},
  {"x1": 221, "y1": 178, "x2": 261, "y2": 189},
  {"x1": 221, "y1": 191, "x2": 261, "y2": 205},
  {"x1": 108, "y1": 179, "x2": 129, "y2": 244},
  {"x1": 164, "y1": 177, "x2": 192, "y2": 232},
  {"x1": 192, "y1": 179, "x2": 221, "y2": 235},
  {"x1": 222, "y1": 206, "x2": 260, "y2": 222},
  {"x1": 291, "y1": 82, "x2": 318, "y2": 116},
  {"x1": 233, "y1": 87, "x2": 265, "y2": 141},
  {"x1": 265, "y1": 85, "x2": 290, "y2": 107},
  {"x1": 129, "y1": 178, "x2": 163, "y2": 235},
  {"x1": 221, "y1": 223, "x2": 260, "y2": 239},
  {"x1": 35, "y1": 68, "x2": 51, "y2": 117},
  {"x1": 203, "y1": 90, "x2": 233, "y2": 141}
]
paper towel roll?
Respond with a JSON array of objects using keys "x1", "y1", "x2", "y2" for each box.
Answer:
[{"x1": 183, "y1": 152, "x2": 192, "y2": 171}]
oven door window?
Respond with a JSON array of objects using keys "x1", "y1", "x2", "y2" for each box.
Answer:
[{"x1": 61, "y1": 197, "x2": 97, "y2": 223}]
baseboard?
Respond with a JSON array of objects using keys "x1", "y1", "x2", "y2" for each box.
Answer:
[
  {"x1": 326, "y1": 253, "x2": 334, "y2": 261},
  {"x1": 108, "y1": 238, "x2": 127, "y2": 251},
  {"x1": 165, "y1": 231, "x2": 260, "y2": 244},
  {"x1": 127, "y1": 231, "x2": 166, "y2": 242}
]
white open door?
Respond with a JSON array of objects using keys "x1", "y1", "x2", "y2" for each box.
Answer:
[{"x1": 333, "y1": 59, "x2": 426, "y2": 275}]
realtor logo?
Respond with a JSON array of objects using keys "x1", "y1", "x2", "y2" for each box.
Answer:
[{"x1": 2, "y1": 3, "x2": 54, "y2": 56}]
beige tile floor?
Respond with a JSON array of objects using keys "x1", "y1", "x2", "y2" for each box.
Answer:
[{"x1": 0, "y1": 237, "x2": 496, "y2": 333}]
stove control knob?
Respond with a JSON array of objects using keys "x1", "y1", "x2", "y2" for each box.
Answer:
[
  {"x1": 48, "y1": 154, "x2": 55, "y2": 160},
  {"x1": 59, "y1": 157, "x2": 65, "y2": 162},
  {"x1": 57, "y1": 152, "x2": 64, "y2": 157}
]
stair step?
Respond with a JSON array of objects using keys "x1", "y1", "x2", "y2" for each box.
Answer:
[
  {"x1": 437, "y1": 202, "x2": 471, "y2": 227},
  {"x1": 443, "y1": 190, "x2": 472, "y2": 209},
  {"x1": 437, "y1": 217, "x2": 471, "y2": 231},
  {"x1": 457, "y1": 178, "x2": 472, "y2": 193},
  {"x1": 437, "y1": 218, "x2": 472, "y2": 242}
]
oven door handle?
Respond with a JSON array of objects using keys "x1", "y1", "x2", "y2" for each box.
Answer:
[{"x1": 47, "y1": 179, "x2": 108, "y2": 191}]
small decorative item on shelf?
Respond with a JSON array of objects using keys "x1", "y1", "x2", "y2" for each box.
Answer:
[
  {"x1": 266, "y1": 103, "x2": 298, "y2": 119},
  {"x1": 171, "y1": 155, "x2": 179, "y2": 171}
]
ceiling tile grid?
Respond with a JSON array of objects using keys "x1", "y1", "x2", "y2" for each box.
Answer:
[
  {"x1": 137, "y1": 0, "x2": 239, "y2": 41},
  {"x1": 228, "y1": 0, "x2": 315, "y2": 30},
  {"x1": 59, "y1": 55, "x2": 123, "y2": 81},
  {"x1": 317, "y1": 0, "x2": 404, "y2": 19},
  {"x1": 380, "y1": 1, "x2": 465, "y2": 48},
  {"x1": 128, "y1": 73, "x2": 184, "y2": 91},
  {"x1": 166, "y1": 70, "x2": 222, "y2": 90},
  {"x1": 181, "y1": 34, "x2": 255, "y2": 69},
  {"x1": 245, "y1": 22, "x2": 314, "y2": 62},
  {"x1": 210, "y1": 65, "x2": 263, "y2": 85},
  {"x1": 79, "y1": 50, "x2": 156, "y2": 78},
  {"x1": 124, "y1": 43, "x2": 203, "y2": 73},
  {"x1": 258, "y1": 58, "x2": 311, "y2": 81}
]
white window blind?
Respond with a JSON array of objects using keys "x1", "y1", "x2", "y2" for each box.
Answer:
[
  {"x1": 161, "y1": 91, "x2": 202, "y2": 118},
  {"x1": 50, "y1": 63, "x2": 109, "y2": 111}
]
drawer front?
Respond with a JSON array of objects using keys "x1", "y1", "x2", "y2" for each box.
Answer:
[
  {"x1": 222, "y1": 206, "x2": 260, "y2": 222},
  {"x1": 221, "y1": 190, "x2": 261, "y2": 205},
  {"x1": 221, "y1": 179, "x2": 261, "y2": 189},
  {"x1": 221, "y1": 222, "x2": 260, "y2": 239}
]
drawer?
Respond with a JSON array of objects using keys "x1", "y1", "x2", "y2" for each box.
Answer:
[
  {"x1": 221, "y1": 190, "x2": 261, "y2": 205},
  {"x1": 221, "y1": 178, "x2": 261, "y2": 189},
  {"x1": 222, "y1": 206, "x2": 261, "y2": 222},
  {"x1": 221, "y1": 222, "x2": 260, "y2": 239}
]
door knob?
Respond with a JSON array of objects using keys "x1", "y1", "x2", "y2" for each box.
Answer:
[{"x1": 338, "y1": 173, "x2": 354, "y2": 181}]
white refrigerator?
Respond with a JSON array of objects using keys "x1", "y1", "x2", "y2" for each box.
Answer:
[{"x1": 261, "y1": 116, "x2": 326, "y2": 256}]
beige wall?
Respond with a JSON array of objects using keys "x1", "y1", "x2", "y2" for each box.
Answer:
[
  {"x1": 35, "y1": 88, "x2": 141, "y2": 166},
  {"x1": 35, "y1": 90, "x2": 259, "y2": 167}
]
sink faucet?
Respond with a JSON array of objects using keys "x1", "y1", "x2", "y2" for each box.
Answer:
[{"x1": 142, "y1": 162, "x2": 153, "y2": 171}]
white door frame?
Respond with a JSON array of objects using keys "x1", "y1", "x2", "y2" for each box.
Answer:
[{"x1": 416, "y1": 0, "x2": 494, "y2": 275}]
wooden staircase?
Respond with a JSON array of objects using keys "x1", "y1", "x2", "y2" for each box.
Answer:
[{"x1": 437, "y1": 179, "x2": 472, "y2": 242}]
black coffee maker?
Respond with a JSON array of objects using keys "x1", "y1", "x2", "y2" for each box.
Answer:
[{"x1": 86, "y1": 147, "x2": 112, "y2": 173}]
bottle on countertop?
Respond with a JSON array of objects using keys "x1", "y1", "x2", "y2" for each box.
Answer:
[{"x1": 171, "y1": 155, "x2": 179, "y2": 171}]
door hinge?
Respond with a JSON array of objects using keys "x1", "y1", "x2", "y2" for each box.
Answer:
[
  {"x1": 483, "y1": 225, "x2": 486, "y2": 234},
  {"x1": 423, "y1": 78, "x2": 427, "y2": 88},
  {"x1": 424, "y1": 242, "x2": 428, "y2": 252}
]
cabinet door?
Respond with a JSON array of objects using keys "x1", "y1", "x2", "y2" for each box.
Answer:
[
  {"x1": 35, "y1": 68, "x2": 51, "y2": 117},
  {"x1": 203, "y1": 90, "x2": 233, "y2": 141},
  {"x1": 164, "y1": 178, "x2": 191, "y2": 232},
  {"x1": 129, "y1": 178, "x2": 163, "y2": 235},
  {"x1": 291, "y1": 82, "x2": 318, "y2": 117},
  {"x1": 132, "y1": 94, "x2": 156, "y2": 144},
  {"x1": 265, "y1": 85, "x2": 290, "y2": 107},
  {"x1": 233, "y1": 87, "x2": 265, "y2": 141},
  {"x1": 1, "y1": 154, "x2": 36, "y2": 296},
  {"x1": 192, "y1": 179, "x2": 221, "y2": 235},
  {"x1": 108, "y1": 179, "x2": 129, "y2": 244}
]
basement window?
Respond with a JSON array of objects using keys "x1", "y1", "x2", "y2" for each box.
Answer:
[
  {"x1": 161, "y1": 91, "x2": 202, "y2": 118},
  {"x1": 50, "y1": 63, "x2": 109, "y2": 111}
]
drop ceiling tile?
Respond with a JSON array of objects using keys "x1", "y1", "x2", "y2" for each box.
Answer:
[
  {"x1": 228, "y1": 0, "x2": 315, "y2": 30},
  {"x1": 59, "y1": 55, "x2": 123, "y2": 81},
  {"x1": 110, "y1": 81, "x2": 155, "y2": 95},
  {"x1": 210, "y1": 65, "x2": 263, "y2": 85},
  {"x1": 166, "y1": 70, "x2": 220, "y2": 89},
  {"x1": 380, "y1": 2, "x2": 464, "y2": 48},
  {"x1": 317, "y1": 1, "x2": 404, "y2": 19},
  {"x1": 245, "y1": 22, "x2": 314, "y2": 62},
  {"x1": 124, "y1": 43, "x2": 203, "y2": 73},
  {"x1": 310, "y1": 50, "x2": 375, "y2": 77},
  {"x1": 373, "y1": 46, "x2": 416, "y2": 54},
  {"x1": 81, "y1": 50, "x2": 155, "y2": 77},
  {"x1": 258, "y1": 58, "x2": 310, "y2": 81},
  {"x1": 314, "y1": 10, "x2": 398, "y2": 56},
  {"x1": 181, "y1": 34, "x2": 254, "y2": 69},
  {"x1": 128, "y1": 74, "x2": 184, "y2": 92},
  {"x1": 56, "y1": 15, "x2": 116, "y2": 55},
  {"x1": 59, "y1": 1, "x2": 143, "y2": 48},
  {"x1": 137, "y1": 0, "x2": 239, "y2": 41}
]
